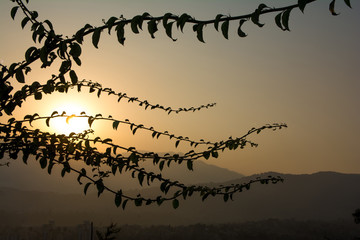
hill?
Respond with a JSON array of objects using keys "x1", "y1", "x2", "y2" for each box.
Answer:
[{"x1": 0, "y1": 171, "x2": 359, "y2": 226}]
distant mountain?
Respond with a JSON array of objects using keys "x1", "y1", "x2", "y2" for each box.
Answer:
[
  {"x1": 0, "y1": 158, "x2": 243, "y2": 193},
  {"x1": 0, "y1": 171, "x2": 359, "y2": 227}
]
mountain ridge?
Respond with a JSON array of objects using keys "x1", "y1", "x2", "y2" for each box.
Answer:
[{"x1": 0, "y1": 171, "x2": 359, "y2": 226}]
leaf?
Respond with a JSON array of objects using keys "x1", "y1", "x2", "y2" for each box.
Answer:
[
  {"x1": 122, "y1": 199, "x2": 128, "y2": 210},
  {"x1": 134, "y1": 198, "x2": 143, "y2": 207},
  {"x1": 187, "y1": 160, "x2": 193, "y2": 171},
  {"x1": 47, "y1": 162, "x2": 54, "y2": 175},
  {"x1": 15, "y1": 69, "x2": 25, "y2": 83},
  {"x1": 84, "y1": 182, "x2": 91, "y2": 195},
  {"x1": 44, "y1": 20, "x2": 53, "y2": 30},
  {"x1": 203, "y1": 151, "x2": 210, "y2": 160},
  {"x1": 282, "y1": 8, "x2": 292, "y2": 31},
  {"x1": 298, "y1": 0, "x2": 307, "y2": 13},
  {"x1": 69, "y1": 43, "x2": 82, "y2": 58},
  {"x1": 162, "y1": 13, "x2": 173, "y2": 28},
  {"x1": 11, "y1": 6, "x2": 19, "y2": 20},
  {"x1": 46, "y1": 117, "x2": 50, "y2": 127},
  {"x1": 25, "y1": 47, "x2": 37, "y2": 62},
  {"x1": 116, "y1": 23, "x2": 126, "y2": 45},
  {"x1": 131, "y1": 15, "x2": 143, "y2": 34},
  {"x1": 177, "y1": 13, "x2": 190, "y2": 32},
  {"x1": 96, "y1": 180, "x2": 105, "y2": 197},
  {"x1": 221, "y1": 20, "x2": 229, "y2": 39},
  {"x1": 115, "y1": 192, "x2": 122, "y2": 207},
  {"x1": 21, "y1": 17, "x2": 30, "y2": 29},
  {"x1": 223, "y1": 193, "x2": 229, "y2": 202},
  {"x1": 172, "y1": 199, "x2": 179, "y2": 209},
  {"x1": 175, "y1": 140, "x2": 180, "y2": 148},
  {"x1": 92, "y1": 28, "x2": 102, "y2": 48},
  {"x1": 34, "y1": 92, "x2": 42, "y2": 100},
  {"x1": 329, "y1": 0, "x2": 339, "y2": 15},
  {"x1": 147, "y1": 19, "x2": 158, "y2": 38},
  {"x1": 211, "y1": 151, "x2": 219, "y2": 158},
  {"x1": 40, "y1": 157, "x2": 47, "y2": 169},
  {"x1": 39, "y1": 46, "x2": 48, "y2": 65},
  {"x1": 112, "y1": 120, "x2": 120, "y2": 130},
  {"x1": 138, "y1": 173, "x2": 144, "y2": 186},
  {"x1": 251, "y1": 10, "x2": 264, "y2": 28},
  {"x1": 344, "y1": 0, "x2": 352, "y2": 8},
  {"x1": 69, "y1": 70, "x2": 78, "y2": 84},
  {"x1": 275, "y1": 12, "x2": 285, "y2": 31},
  {"x1": 237, "y1": 19, "x2": 247, "y2": 37},
  {"x1": 165, "y1": 21, "x2": 177, "y2": 41},
  {"x1": 195, "y1": 23, "x2": 205, "y2": 43},
  {"x1": 106, "y1": 16, "x2": 118, "y2": 34},
  {"x1": 214, "y1": 14, "x2": 224, "y2": 31}
]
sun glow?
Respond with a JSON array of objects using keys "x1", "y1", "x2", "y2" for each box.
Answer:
[{"x1": 49, "y1": 103, "x2": 90, "y2": 135}]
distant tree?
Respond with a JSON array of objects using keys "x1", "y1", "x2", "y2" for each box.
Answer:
[
  {"x1": 96, "y1": 223, "x2": 121, "y2": 240},
  {"x1": 353, "y1": 209, "x2": 360, "y2": 224},
  {"x1": 0, "y1": 0, "x2": 352, "y2": 209}
]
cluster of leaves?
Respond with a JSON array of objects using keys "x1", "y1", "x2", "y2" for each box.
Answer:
[{"x1": 0, "y1": 0, "x2": 351, "y2": 209}]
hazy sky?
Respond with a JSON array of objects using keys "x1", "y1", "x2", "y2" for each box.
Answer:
[{"x1": 0, "y1": 0, "x2": 359, "y2": 179}]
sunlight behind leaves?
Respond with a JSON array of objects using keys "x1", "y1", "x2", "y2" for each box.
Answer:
[{"x1": 49, "y1": 102, "x2": 90, "y2": 135}]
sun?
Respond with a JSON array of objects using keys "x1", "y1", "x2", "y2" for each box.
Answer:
[{"x1": 49, "y1": 102, "x2": 90, "y2": 135}]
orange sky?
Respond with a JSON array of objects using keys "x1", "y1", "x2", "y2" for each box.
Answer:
[{"x1": 0, "y1": 0, "x2": 359, "y2": 176}]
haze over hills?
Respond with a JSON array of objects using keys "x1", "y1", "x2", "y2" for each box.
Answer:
[
  {"x1": 0, "y1": 171, "x2": 359, "y2": 227},
  {"x1": 0, "y1": 158, "x2": 243, "y2": 193}
]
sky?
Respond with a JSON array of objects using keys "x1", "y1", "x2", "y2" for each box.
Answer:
[{"x1": 0, "y1": 0, "x2": 359, "y2": 183}]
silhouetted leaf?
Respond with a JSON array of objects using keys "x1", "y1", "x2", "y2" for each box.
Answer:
[
  {"x1": 25, "y1": 47, "x2": 37, "y2": 62},
  {"x1": 275, "y1": 12, "x2": 285, "y2": 30},
  {"x1": 203, "y1": 151, "x2": 210, "y2": 160},
  {"x1": 162, "y1": 13, "x2": 173, "y2": 28},
  {"x1": 34, "y1": 92, "x2": 42, "y2": 100},
  {"x1": 43, "y1": 20, "x2": 53, "y2": 30},
  {"x1": 92, "y1": 28, "x2": 102, "y2": 48},
  {"x1": 237, "y1": 19, "x2": 247, "y2": 37},
  {"x1": 116, "y1": 23, "x2": 126, "y2": 45},
  {"x1": 298, "y1": 0, "x2": 307, "y2": 13},
  {"x1": 187, "y1": 160, "x2": 193, "y2": 170},
  {"x1": 251, "y1": 9, "x2": 264, "y2": 28},
  {"x1": 329, "y1": 0, "x2": 339, "y2": 15},
  {"x1": 21, "y1": 17, "x2": 30, "y2": 29},
  {"x1": 40, "y1": 157, "x2": 47, "y2": 169},
  {"x1": 282, "y1": 8, "x2": 292, "y2": 31},
  {"x1": 344, "y1": 0, "x2": 352, "y2": 8},
  {"x1": 96, "y1": 179, "x2": 105, "y2": 197},
  {"x1": 134, "y1": 198, "x2": 143, "y2": 206},
  {"x1": 195, "y1": 23, "x2": 205, "y2": 43},
  {"x1": 147, "y1": 19, "x2": 158, "y2": 38},
  {"x1": 131, "y1": 15, "x2": 143, "y2": 34},
  {"x1": 122, "y1": 199, "x2": 128, "y2": 210},
  {"x1": 172, "y1": 199, "x2": 179, "y2": 209},
  {"x1": 214, "y1": 14, "x2": 224, "y2": 31},
  {"x1": 113, "y1": 121, "x2": 120, "y2": 130},
  {"x1": 115, "y1": 192, "x2": 122, "y2": 207},
  {"x1": 69, "y1": 70, "x2": 78, "y2": 84},
  {"x1": 106, "y1": 16, "x2": 118, "y2": 34},
  {"x1": 221, "y1": 20, "x2": 229, "y2": 39},
  {"x1": 46, "y1": 117, "x2": 50, "y2": 127},
  {"x1": 15, "y1": 69, "x2": 25, "y2": 83},
  {"x1": 165, "y1": 21, "x2": 176, "y2": 41},
  {"x1": 11, "y1": 6, "x2": 19, "y2": 20},
  {"x1": 69, "y1": 43, "x2": 82, "y2": 58},
  {"x1": 84, "y1": 182, "x2": 91, "y2": 195},
  {"x1": 177, "y1": 13, "x2": 190, "y2": 32}
]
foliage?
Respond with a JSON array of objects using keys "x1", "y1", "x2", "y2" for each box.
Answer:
[
  {"x1": 96, "y1": 223, "x2": 121, "y2": 240},
  {"x1": 353, "y1": 209, "x2": 360, "y2": 224},
  {"x1": 0, "y1": 0, "x2": 352, "y2": 209}
]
